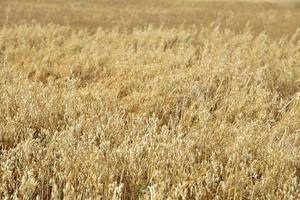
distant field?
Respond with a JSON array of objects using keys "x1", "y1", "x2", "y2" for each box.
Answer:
[
  {"x1": 0, "y1": 0, "x2": 300, "y2": 199},
  {"x1": 1, "y1": 0, "x2": 300, "y2": 37}
]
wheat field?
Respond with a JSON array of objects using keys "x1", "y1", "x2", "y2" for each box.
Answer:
[{"x1": 0, "y1": 0, "x2": 300, "y2": 199}]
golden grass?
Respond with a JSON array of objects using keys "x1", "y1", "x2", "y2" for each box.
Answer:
[
  {"x1": 1, "y1": 0, "x2": 300, "y2": 38},
  {"x1": 0, "y1": 0, "x2": 300, "y2": 199}
]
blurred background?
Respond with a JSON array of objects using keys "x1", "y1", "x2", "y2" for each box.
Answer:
[{"x1": 1, "y1": 0, "x2": 300, "y2": 38}]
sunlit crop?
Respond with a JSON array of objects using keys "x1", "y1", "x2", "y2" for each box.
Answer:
[{"x1": 0, "y1": 0, "x2": 300, "y2": 199}]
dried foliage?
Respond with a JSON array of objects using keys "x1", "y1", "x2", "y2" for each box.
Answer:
[{"x1": 0, "y1": 1, "x2": 300, "y2": 199}]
